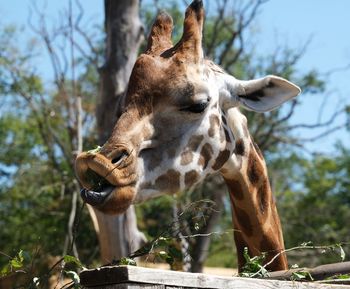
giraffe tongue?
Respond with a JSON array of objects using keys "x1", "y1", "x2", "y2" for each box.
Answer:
[{"x1": 80, "y1": 186, "x2": 114, "y2": 206}]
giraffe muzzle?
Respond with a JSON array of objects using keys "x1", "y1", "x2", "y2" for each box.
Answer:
[{"x1": 74, "y1": 149, "x2": 138, "y2": 214}]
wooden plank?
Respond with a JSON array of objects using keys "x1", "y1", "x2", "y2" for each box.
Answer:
[
  {"x1": 269, "y1": 261, "x2": 350, "y2": 282},
  {"x1": 85, "y1": 283, "x2": 165, "y2": 289},
  {"x1": 80, "y1": 265, "x2": 350, "y2": 288}
]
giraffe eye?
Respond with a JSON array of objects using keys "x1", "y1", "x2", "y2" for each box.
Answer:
[{"x1": 180, "y1": 101, "x2": 209, "y2": 113}]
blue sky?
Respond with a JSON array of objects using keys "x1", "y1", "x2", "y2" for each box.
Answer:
[
  {"x1": 1, "y1": 0, "x2": 349, "y2": 153},
  {"x1": 258, "y1": 0, "x2": 350, "y2": 153}
]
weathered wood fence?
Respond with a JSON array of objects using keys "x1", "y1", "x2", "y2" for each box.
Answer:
[{"x1": 80, "y1": 264, "x2": 350, "y2": 289}]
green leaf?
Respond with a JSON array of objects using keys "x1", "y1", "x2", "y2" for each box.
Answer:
[
  {"x1": 338, "y1": 245, "x2": 346, "y2": 261},
  {"x1": 291, "y1": 272, "x2": 307, "y2": 280},
  {"x1": 291, "y1": 271, "x2": 313, "y2": 281},
  {"x1": 20, "y1": 250, "x2": 31, "y2": 263},
  {"x1": 10, "y1": 258, "x2": 23, "y2": 268},
  {"x1": 0, "y1": 264, "x2": 11, "y2": 277},
  {"x1": 240, "y1": 248, "x2": 268, "y2": 278},
  {"x1": 242, "y1": 247, "x2": 251, "y2": 263},
  {"x1": 326, "y1": 274, "x2": 350, "y2": 280},
  {"x1": 10, "y1": 250, "x2": 26, "y2": 269},
  {"x1": 300, "y1": 241, "x2": 313, "y2": 247},
  {"x1": 87, "y1": 146, "x2": 101, "y2": 155},
  {"x1": 119, "y1": 257, "x2": 137, "y2": 266},
  {"x1": 63, "y1": 255, "x2": 83, "y2": 268},
  {"x1": 335, "y1": 274, "x2": 350, "y2": 280}
]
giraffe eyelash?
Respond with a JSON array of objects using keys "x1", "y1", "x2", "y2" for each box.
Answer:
[{"x1": 180, "y1": 101, "x2": 209, "y2": 113}]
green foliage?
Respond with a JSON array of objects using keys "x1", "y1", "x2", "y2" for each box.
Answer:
[
  {"x1": 0, "y1": 23, "x2": 99, "y2": 288},
  {"x1": 118, "y1": 257, "x2": 137, "y2": 266},
  {"x1": 290, "y1": 270, "x2": 313, "y2": 281},
  {"x1": 272, "y1": 148, "x2": 350, "y2": 266},
  {"x1": 0, "y1": 250, "x2": 31, "y2": 278},
  {"x1": 63, "y1": 255, "x2": 84, "y2": 269},
  {"x1": 205, "y1": 242, "x2": 235, "y2": 268},
  {"x1": 240, "y1": 248, "x2": 268, "y2": 278},
  {"x1": 326, "y1": 274, "x2": 350, "y2": 280},
  {"x1": 112, "y1": 233, "x2": 184, "y2": 268},
  {"x1": 0, "y1": 251, "x2": 84, "y2": 288}
]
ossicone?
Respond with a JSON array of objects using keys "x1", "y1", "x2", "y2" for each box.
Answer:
[
  {"x1": 175, "y1": 0, "x2": 204, "y2": 63},
  {"x1": 146, "y1": 11, "x2": 173, "y2": 55},
  {"x1": 145, "y1": 0, "x2": 205, "y2": 63}
]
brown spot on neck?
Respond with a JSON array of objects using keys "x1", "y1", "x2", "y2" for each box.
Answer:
[
  {"x1": 198, "y1": 143, "x2": 213, "y2": 170},
  {"x1": 225, "y1": 178, "x2": 244, "y2": 200},
  {"x1": 259, "y1": 228, "x2": 288, "y2": 271},
  {"x1": 184, "y1": 170, "x2": 199, "y2": 187},
  {"x1": 212, "y1": 149, "x2": 231, "y2": 171},
  {"x1": 155, "y1": 169, "x2": 180, "y2": 193},
  {"x1": 235, "y1": 139, "x2": 245, "y2": 156},
  {"x1": 180, "y1": 150, "x2": 193, "y2": 166},
  {"x1": 233, "y1": 205, "x2": 253, "y2": 237},
  {"x1": 258, "y1": 179, "x2": 270, "y2": 214},
  {"x1": 187, "y1": 135, "x2": 204, "y2": 151},
  {"x1": 247, "y1": 152, "x2": 265, "y2": 185},
  {"x1": 208, "y1": 114, "x2": 220, "y2": 137}
]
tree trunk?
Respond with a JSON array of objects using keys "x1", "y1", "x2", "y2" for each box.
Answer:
[
  {"x1": 97, "y1": 0, "x2": 143, "y2": 138},
  {"x1": 87, "y1": 0, "x2": 146, "y2": 263},
  {"x1": 190, "y1": 189, "x2": 225, "y2": 273}
]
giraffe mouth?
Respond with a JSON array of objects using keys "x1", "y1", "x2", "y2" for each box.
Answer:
[
  {"x1": 80, "y1": 187, "x2": 114, "y2": 206},
  {"x1": 79, "y1": 169, "x2": 116, "y2": 206}
]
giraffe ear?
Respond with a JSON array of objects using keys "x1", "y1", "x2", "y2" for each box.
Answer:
[{"x1": 237, "y1": 75, "x2": 301, "y2": 112}]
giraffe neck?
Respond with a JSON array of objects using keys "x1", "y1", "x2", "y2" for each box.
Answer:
[{"x1": 221, "y1": 108, "x2": 287, "y2": 272}]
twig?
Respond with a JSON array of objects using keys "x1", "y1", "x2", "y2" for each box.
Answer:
[
  {"x1": 299, "y1": 123, "x2": 347, "y2": 142},
  {"x1": 249, "y1": 242, "x2": 349, "y2": 278},
  {"x1": 0, "y1": 251, "x2": 12, "y2": 259}
]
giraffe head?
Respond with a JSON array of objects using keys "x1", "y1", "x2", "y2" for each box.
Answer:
[{"x1": 75, "y1": 0, "x2": 300, "y2": 214}]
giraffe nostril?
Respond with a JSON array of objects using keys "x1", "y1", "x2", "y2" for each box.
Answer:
[{"x1": 111, "y1": 149, "x2": 129, "y2": 165}]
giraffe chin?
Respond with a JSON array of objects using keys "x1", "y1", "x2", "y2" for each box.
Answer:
[{"x1": 82, "y1": 185, "x2": 136, "y2": 215}]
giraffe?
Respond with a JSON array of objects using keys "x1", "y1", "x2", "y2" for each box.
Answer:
[{"x1": 75, "y1": 0, "x2": 300, "y2": 272}]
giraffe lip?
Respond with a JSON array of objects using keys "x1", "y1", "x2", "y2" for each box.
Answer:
[{"x1": 80, "y1": 186, "x2": 115, "y2": 206}]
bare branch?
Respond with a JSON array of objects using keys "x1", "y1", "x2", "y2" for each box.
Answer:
[
  {"x1": 322, "y1": 63, "x2": 350, "y2": 78},
  {"x1": 299, "y1": 123, "x2": 347, "y2": 143},
  {"x1": 205, "y1": 0, "x2": 227, "y2": 58},
  {"x1": 284, "y1": 107, "x2": 345, "y2": 131}
]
